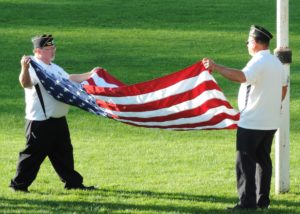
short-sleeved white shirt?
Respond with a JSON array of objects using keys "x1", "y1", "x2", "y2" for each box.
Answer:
[
  {"x1": 238, "y1": 50, "x2": 287, "y2": 130},
  {"x1": 24, "y1": 56, "x2": 70, "y2": 121}
]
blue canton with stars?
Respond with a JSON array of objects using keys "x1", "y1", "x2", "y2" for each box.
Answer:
[{"x1": 30, "y1": 60, "x2": 110, "y2": 118}]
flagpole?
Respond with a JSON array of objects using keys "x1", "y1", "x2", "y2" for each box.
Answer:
[{"x1": 274, "y1": 0, "x2": 292, "y2": 194}]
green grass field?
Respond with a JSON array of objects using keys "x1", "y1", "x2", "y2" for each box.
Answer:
[{"x1": 0, "y1": 0, "x2": 299, "y2": 213}]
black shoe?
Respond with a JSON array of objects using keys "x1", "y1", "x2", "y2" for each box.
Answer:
[
  {"x1": 227, "y1": 204, "x2": 257, "y2": 211},
  {"x1": 65, "y1": 184, "x2": 97, "y2": 191},
  {"x1": 10, "y1": 186, "x2": 29, "y2": 193}
]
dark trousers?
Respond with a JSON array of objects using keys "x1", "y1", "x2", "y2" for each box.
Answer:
[
  {"x1": 236, "y1": 127, "x2": 276, "y2": 208},
  {"x1": 10, "y1": 117, "x2": 83, "y2": 189}
]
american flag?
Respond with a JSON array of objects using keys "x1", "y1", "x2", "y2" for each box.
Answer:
[{"x1": 30, "y1": 60, "x2": 240, "y2": 130}]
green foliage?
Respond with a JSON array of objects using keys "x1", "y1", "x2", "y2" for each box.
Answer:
[{"x1": 0, "y1": 0, "x2": 299, "y2": 213}]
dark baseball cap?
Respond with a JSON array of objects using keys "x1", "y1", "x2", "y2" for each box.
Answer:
[
  {"x1": 249, "y1": 25, "x2": 273, "y2": 43},
  {"x1": 31, "y1": 34, "x2": 55, "y2": 48}
]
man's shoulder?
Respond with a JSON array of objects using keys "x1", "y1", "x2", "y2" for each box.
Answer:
[{"x1": 252, "y1": 50, "x2": 281, "y2": 65}]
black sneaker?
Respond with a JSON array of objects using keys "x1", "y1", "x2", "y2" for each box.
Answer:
[
  {"x1": 227, "y1": 204, "x2": 257, "y2": 211},
  {"x1": 65, "y1": 184, "x2": 97, "y2": 191},
  {"x1": 10, "y1": 186, "x2": 29, "y2": 193}
]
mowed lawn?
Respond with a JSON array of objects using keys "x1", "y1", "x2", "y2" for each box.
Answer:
[{"x1": 0, "y1": 0, "x2": 299, "y2": 213}]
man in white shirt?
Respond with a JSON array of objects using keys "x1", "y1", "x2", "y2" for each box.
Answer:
[
  {"x1": 10, "y1": 34, "x2": 97, "y2": 192},
  {"x1": 202, "y1": 25, "x2": 288, "y2": 210}
]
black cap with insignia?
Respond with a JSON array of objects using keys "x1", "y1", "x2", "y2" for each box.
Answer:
[
  {"x1": 249, "y1": 25, "x2": 273, "y2": 43},
  {"x1": 31, "y1": 34, "x2": 55, "y2": 48}
]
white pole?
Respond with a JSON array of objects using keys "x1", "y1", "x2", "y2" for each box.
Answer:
[{"x1": 274, "y1": 0, "x2": 291, "y2": 194}]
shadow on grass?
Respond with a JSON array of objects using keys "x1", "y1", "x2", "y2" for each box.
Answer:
[
  {"x1": 1, "y1": 188, "x2": 299, "y2": 213},
  {"x1": 96, "y1": 188, "x2": 300, "y2": 209},
  {"x1": 0, "y1": 196, "x2": 233, "y2": 214},
  {"x1": 98, "y1": 188, "x2": 236, "y2": 204}
]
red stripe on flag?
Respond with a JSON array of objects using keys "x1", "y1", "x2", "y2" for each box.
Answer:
[
  {"x1": 87, "y1": 78, "x2": 96, "y2": 85},
  {"x1": 93, "y1": 68, "x2": 125, "y2": 87}
]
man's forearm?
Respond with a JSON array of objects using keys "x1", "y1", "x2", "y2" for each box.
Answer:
[
  {"x1": 69, "y1": 71, "x2": 94, "y2": 83},
  {"x1": 282, "y1": 85, "x2": 288, "y2": 101},
  {"x1": 213, "y1": 64, "x2": 246, "y2": 83},
  {"x1": 19, "y1": 67, "x2": 33, "y2": 88}
]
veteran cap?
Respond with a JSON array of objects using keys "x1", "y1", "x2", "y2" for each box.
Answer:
[
  {"x1": 249, "y1": 25, "x2": 273, "y2": 43},
  {"x1": 32, "y1": 34, "x2": 55, "y2": 48}
]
